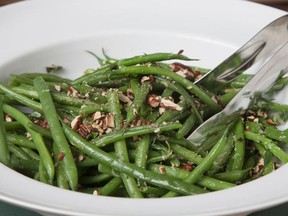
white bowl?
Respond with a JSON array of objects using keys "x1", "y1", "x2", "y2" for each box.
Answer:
[{"x1": 0, "y1": 0, "x2": 288, "y2": 215}]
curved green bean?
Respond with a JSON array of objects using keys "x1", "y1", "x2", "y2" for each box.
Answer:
[{"x1": 34, "y1": 77, "x2": 78, "y2": 190}]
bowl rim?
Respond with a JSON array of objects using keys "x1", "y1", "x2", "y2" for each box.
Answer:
[{"x1": 0, "y1": 0, "x2": 288, "y2": 215}]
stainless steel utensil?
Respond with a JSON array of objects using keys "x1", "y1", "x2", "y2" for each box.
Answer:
[
  {"x1": 188, "y1": 41, "x2": 288, "y2": 145},
  {"x1": 195, "y1": 15, "x2": 288, "y2": 92}
]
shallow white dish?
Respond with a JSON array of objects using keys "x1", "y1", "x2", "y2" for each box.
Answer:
[{"x1": 0, "y1": 0, "x2": 287, "y2": 216}]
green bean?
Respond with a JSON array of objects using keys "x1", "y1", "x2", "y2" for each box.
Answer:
[
  {"x1": 126, "y1": 81, "x2": 150, "y2": 125},
  {"x1": 161, "y1": 88, "x2": 174, "y2": 98},
  {"x1": 53, "y1": 143, "x2": 70, "y2": 190},
  {"x1": 79, "y1": 173, "x2": 111, "y2": 185},
  {"x1": 165, "y1": 110, "x2": 191, "y2": 123},
  {"x1": 98, "y1": 177, "x2": 123, "y2": 196},
  {"x1": 155, "y1": 101, "x2": 189, "y2": 124},
  {"x1": 6, "y1": 132, "x2": 36, "y2": 149},
  {"x1": 107, "y1": 90, "x2": 143, "y2": 198},
  {"x1": 262, "y1": 160, "x2": 276, "y2": 176},
  {"x1": 20, "y1": 147, "x2": 40, "y2": 160},
  {"x1": 98, "y1": 163, "x2": 120, "y2": 177},
  {"x1": 256, "y1": 98, "x2": 288, "y2": 113},
  {"x1": 209, "y1": 133, "x2": 234, "y2": 173},
  {"x1": 245, "y1": 131, "x2": 288, "y2": 163},
  {"x1": 212, "y1": 169, "x2": 250, "y2": 183},
  {"x1": 72, "y1": 52, "x2": 194, "y2": 85},
  {"x1": 79, "y1": 104, "x2": 109, "y2": 115},
  {"x1": 90, "y1": 122, "x2": 182, "y2": 147},
  {"x1": 135, "y1": 135, "x2": 150, "y2": 169},
  {"x1": 0, "y1": 83, "x2": 42, "y2": 112},
  {"x1": 176, "y1": 114, "x2": 197, "y2": 139},
  {"x1": 169, "y1": 143, "x2": 203, "y2": 165},
  {"x1": 219, "y1": 91, "x2": 238, "y2": 106},
  {"x1": 4, "y1": 121, "x2": 24, "y2": 130},
  {"x1": 20, "y1": 73, "x2": 71, "y2": 84},
  {"x1": 155, "y1": 76, "x2": 203, "y2": 123},
  {"x1": 229, "y1": 74, "x2": 253, "y2": 89},
  {"x1": 246, "y1": 121, "x2": 288, "y2": 144},
  {"x1": 0, "y1": 98, "x2": 10, "y2": 165},
  {"x1": 76, "y1": 157, "x2": 99, "y2": 168},
  {"x1": 115, "y1": 52, "x2": 195, "y2": 67},
  {"x1": 34, "y1": 77, "x2": 78, "y2": 190},
  {"x1": 63, "y1": 123, "x2": 207, "y2": 195},
  {"x1": 129, "y1": 78, "x2": 140, "y2": 95},
  {"x1": 27, "y1": 122, "x2": 52, "y2": 139},
  {"x1": 3, "y1": 104, "x2": 54, "y2": 182},
  {"x1": 158, "y1": 136, "x2": 203, "y2": 155},
  {"x1": 8, "y1": 75, "x2": 34, "y2": 86},
  {"x1": 163, "y1": 128, "x2": 228, "y2": 198},
  {"x1": 11, "y1": 85, "x2": 100, "y2": 108},
  {"x1": 139, "y1": 186, "x2": 168, "y2": 197},
  {"x1": 111, "y1": 66, "x2": 220, "y2": 113},
  {"x1": 228, "y1": 120, "x2": 245, "y2": 171},
  {"x1": 8, "y1": 143, "x2": 31, "y2": 160},
  {"x1": 38, "y1": 160, "x2": 50, "y2": 184},
  {"x1": 10, "y1": 155, "x2": 39, "y2": 171},
  {"x1": 149, "y1": 164, "x2": 235, "y2": 191}
]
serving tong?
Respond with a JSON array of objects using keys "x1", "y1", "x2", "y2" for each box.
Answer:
[{"x1": 188, "y1": 15, "x2": 288, "y2": 145}]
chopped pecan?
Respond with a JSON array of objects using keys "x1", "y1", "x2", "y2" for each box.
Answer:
[
  {"x1": 118, "y1": 92, "x2": 132, "y2": 105},
  {"x1": 91, "y1": 111, "x2": 102, "y2": 121},
  {"x1": 159, "y1": 107, "x2": 166, "y2": 115},
  {"x1": 71, "y1": 115, "x2": 82, "y2": 131},
  {"x1": 179, "y1": 163, "x2": 194, "y2": 171},
  {"x1": 159, "y1": 166, "x2": 166, "y2": 174},
  {"x1": 67, "y1": 86, "x2": 80, "y2": 97},
  {"x1": 57, "y1": 152, "x2": 65, "y2": 161},
  {"x1": 266, "y1": 119, "x2": 278, "y2": 126},
  {"x1": 34, "y1": 119, "x2": 49, "y2": 129},
  {"x1": 141, "y1": 75, "x2": 154, "y2": 83},
  {"x1": 4, "y1": 114, "x2": 13, "y2": 122},
  {"x1": 54, "y1": 85, "x2": 61, "y2": 92},
  {"x1": 105, "y1": 113, "x2": 115, "y2": 128},
  {"x1": 126, "y1": 88, "x2": 134, "y2": 100},
  {"x1": 147, "y1": 94, "x2": 161, "y2": 107},
  {"x1": 77, "y1": 122, "x2": 96, "y2": 137},
  {"x1": 160, "y1": 98, "x2": 182, "y2": 111}
]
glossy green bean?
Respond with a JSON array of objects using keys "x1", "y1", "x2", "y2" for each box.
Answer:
[
  {"x1": 155, "y1": 76, "x2": 203, "y2": 123},
  {"x1": 79, "y1": 173, "x2": 111, "y2": 185},
  {"x1": 72, "y1": 52, "x2": 194, "y2": 85},
  {"x1": 228, "y1": 120, "x2": 245, "y2": 171},
  {"x1": 53, "y1": 143, "x2": 70, "y2": 190},
  {"x1": 63, "y1": 123, "x2": 208, "y2": 195},
  {"x1": 245, "y1": 131, "x2": 288, "y2": 163},
  {"x1": 34, "y1": 77, "x2": 78, "y2": 190},
  {"x1": 163, "y1": 128, "x2": 228, "y2": 198},
  {"x1": 8, "y1": 143, "x2": 31, "y2": 160},
  {"x1": 20, "y1": 147, "x2": 40, "y2": 160},
  {"x1": 107, "y1": 90, "x2": 143, "y2": 198},
  {"x1": 111, "y1": 66, "x2": 221, "y2": 113},
  {"x1": 6, "y1": 132, "x2": 36, "y2": 149},
  {"x1": 246, "y1": 121, "x2": 288, "y2": 143},
  {"x1": 149, "y1": 164, "x2": 235, "y2": 191},
  {"x1": 126, "y1": 81, "x2": 150, "y2": 125},
  {"x1": 0, "y1": 98, "x2": 10, "y2": 165},
  {"x1": 0, "y1": 83, "x2": 42, "y2": 112},
  {"x1": 3, "y1": 104, "x2": 54, "y2": 182},
  {"x1": 98, "y1": 177, "x2": 123, "y2": 196},
  {"x1": 90, "y1": 122, "x2": 182, "y2": 147},
  {"x1": 27, "y1": 122, "x2": 52, "y2": 139}
]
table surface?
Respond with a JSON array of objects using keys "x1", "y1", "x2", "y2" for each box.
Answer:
[{"x1": 0, "y1": 0, "x2": 288, "y2": 215}]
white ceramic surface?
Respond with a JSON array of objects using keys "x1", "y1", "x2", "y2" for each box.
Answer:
[{"x1": 0, "y1": 0, "x2": 287, "y2": 215}]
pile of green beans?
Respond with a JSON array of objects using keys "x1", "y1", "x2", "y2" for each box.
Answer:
[{"x1": 0, "y1": 50, "x2": 288, "y2": 198}]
